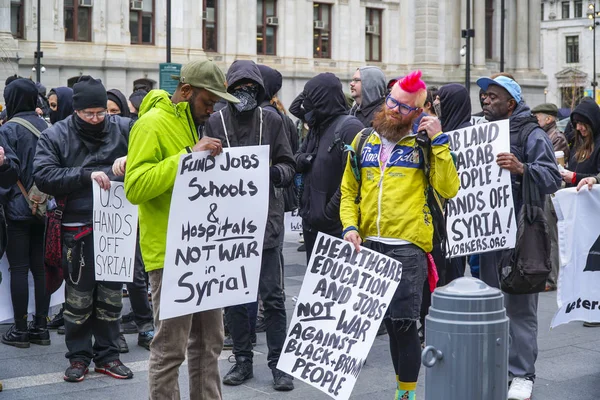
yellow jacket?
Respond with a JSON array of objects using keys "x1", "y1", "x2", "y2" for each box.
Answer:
[{"x1": 340, "y1": 130, "x2": 459, "y2": 252}]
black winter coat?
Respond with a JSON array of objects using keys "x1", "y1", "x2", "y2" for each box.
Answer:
[
  {"x1": 568, "y1": 99, "x2": 600, "y2": 185},
  {"x1": 33, "y1": 114, "x2": 132, "y2": 224},
  {"x1": 204, "y1": 60, "x2": 296, "y2": 249},
  {"x1": 295, "y1": 73, "x2": 364, "y2": 234}
]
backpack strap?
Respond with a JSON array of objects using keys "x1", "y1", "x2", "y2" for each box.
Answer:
[
  {"x1": 327, "y1": 115, "x2": 355, "y2": 153},
  {"x1": 345, "y1": 127, "x2": 374, "y2": 204},
  {"x1": 9, "y1": 117, "x2": 46, "y2": 138}
]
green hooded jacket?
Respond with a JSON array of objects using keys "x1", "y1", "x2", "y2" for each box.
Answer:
[{"x1": 124, "y1": 89, "x2": 198, "y2": 272}]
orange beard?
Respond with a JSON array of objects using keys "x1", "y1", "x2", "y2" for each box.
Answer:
[{"x1": 372, "y1": 107, "x2": 418, "y2": 143}]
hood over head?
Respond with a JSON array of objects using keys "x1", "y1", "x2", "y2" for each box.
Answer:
[
  {"x1": 226, "y1": 60, "x2": 266, "y2": 105},
  {"x1": 303, "y1": 73, "x2": 347, "y2": 126},
  {"x1": 4, "y1": 78, "x2": 38, "y2": 120},
  {"x1": 257, "y1": 64, "x2": 282, "y2": 100},
  {"x1": 358, "y1": 66, "x2": 386, "y2": 107},
  {"x1": 570, "y1": 97, "x2": 600, "y2": 136},
  {"x1": 438, "y1": 83, "x2": 472, "y2": 131},
  {"x1": 107, "y1": 88, "x2": 131, "y2": 118},
  {"x1": 48, "y1": 87, "x2": 74, "y2": 124},
  {"x1": 129, "y1": 89, "x2": 148, "y2": 112}
]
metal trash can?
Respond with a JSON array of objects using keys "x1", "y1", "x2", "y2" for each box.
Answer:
[{"x1": 421, "y1": 277, "x2": 509, "y2": 400}]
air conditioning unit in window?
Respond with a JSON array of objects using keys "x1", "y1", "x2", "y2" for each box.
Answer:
[
  {"x1": 314, "y1": 20, "x2": 325, "y2": 30},
  {"x1": 266, "y1": 16, "x2": 279, "y2": 26},
  {"x1": 130, "y1": 0, "x2": 143, "y2": 11},
  {"x1": 202, "y1": 10, "x2": 208, "y2": 20},
  {"x1": 78, "y1": 0, "x2": 93, "y2": 7},
  {"x1": 366, "y1": 25, "x2": 378, "y2": 34}
]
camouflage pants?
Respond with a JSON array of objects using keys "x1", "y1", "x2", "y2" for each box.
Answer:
[{"x1": 62, "y1": 226, "x2": 122, "y2": 366}]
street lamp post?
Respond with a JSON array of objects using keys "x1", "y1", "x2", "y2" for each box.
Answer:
[
  {"x1": 588, "y1": 2, "x2": 600, "y2": 100},
  {"x1": 35, "y1": 0, "x2": 42, "y2": 83},
  {"x1": 462, "y1": 0, "x2": 475, "y2": 93}
]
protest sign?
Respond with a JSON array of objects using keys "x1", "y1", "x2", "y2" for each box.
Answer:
[
  {"x1": 285, "y1": 209, "x2": 303, "y2": 238},
  {"x1": 93, "y1": 181, "x2": 139, "y2": 283},
  {"x1": 551, "y1": 187, "x2": 600, "y2": 327},
  {"x1": 446, "y1": 120, "x2": 517, "y2": 257},
  {"x1": 160, "y1": 146, "x2": 270, "y2": 320},
  {"x1": 277, "y1": 232, "x2": 402, "y2": 400},
  {"x1": 0, "y1": 255, "x2": 65, "y2": 322}
]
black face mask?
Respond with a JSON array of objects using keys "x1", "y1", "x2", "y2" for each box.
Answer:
[
  {"x1": 304, "y1": 110, "x2": 317, "y2": 128},
  {"x1": 231, "y1": 85, "x2": 259, "y2": 113},
  {"x1": 74, "y1": 113, "x2": 106, "y2": 135},
  {"x1": 49, "y1": 110, "x2": 59, "y2": 125}
]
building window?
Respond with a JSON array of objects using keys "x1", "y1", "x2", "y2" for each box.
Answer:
[
  {"x1": 257, "y1": 0, "x2": 277, "y2": 55},
  {"x1": 485, "y1": 0, "x2": 494, "y2": 59},
  {"x1": 313, "y1": 3, "x2": 331, "y2": 59},
  {"x1": 11, "y1": 0, "x2": 23, "y2": 39},
  {"x1": 130, "y1": 0, "x2": 154, "y2": 44},
  {"x1": 64, "y1": 0, "x2": 92, "y2": 42},
  {"x1": 561, "y1": 86, "x2": 584, "y2": 108},
  {"x1": 574, "y1": 0, "x2": 583, "y2": 18},
  {"x1": 562, "y1": 1, "x2": 570, "y2": 18},
  {"x1": 566, "y1": 36, "x2": 579, "y2": 63},
  {"x1": 365, "y1": 8, "x2": 382, "y2": 62},
  {"x1": 541, "y1": 3, "x2": 544, "y2": 21},
  {"x1": 203, "y1": 0, "x2": 217, "y2": 52}
]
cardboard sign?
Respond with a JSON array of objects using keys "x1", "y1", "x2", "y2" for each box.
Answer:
[
  {"x1": 551, "y1": 187, "x2": 600, "y2": 327},
  {"x1": 446, "y1": 120, "x2": 517, "y2": 257},
  {"x1": 160, "y1": 146, "x2": 270, "y2": 320},
  {"x1": 93, "y1": 181, "x2": 139, "y2": 283},
  {"x1": 277, "y1": 232, "x2": 402, "y2": 400}
]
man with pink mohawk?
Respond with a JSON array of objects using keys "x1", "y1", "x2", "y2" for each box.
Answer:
[{"x1": 340, "y1": 71, "x2": 459, "y2": 400}]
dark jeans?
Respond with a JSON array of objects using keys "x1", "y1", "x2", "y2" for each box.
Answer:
[
  {"x1": 303, "y1": 226, "x2": 341, "y2": 266},
  {"x1": 62, "y1": 227, "x2": 122, "y2": 366},
  {"x1": 225, "y1": 247, "x2": 286, "y2": 369},
  {"x1": 125, "y1": 238, "x2": 153, "y2": 333},
  {"x1": 6, "y1": 220, "x2": 49, "y2": 330}
]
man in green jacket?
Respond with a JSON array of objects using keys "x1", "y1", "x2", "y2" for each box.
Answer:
[{"x1": 124, "y1": 60, "x2": 239, "y2": 400}]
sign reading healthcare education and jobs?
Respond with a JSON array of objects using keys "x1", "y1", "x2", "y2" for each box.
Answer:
[
  {"x1": 92, "y1": 181, "x2": 139, "y2": 283},
  {"x1": 160, "y1": 146, "x2": 270, "y2": 320},
  {"x1": 446, "y1": 120, "x2": 517, "y2": 258},
  {"x1": 277, "y1": 232, "x2": 402, "y2": 400}
]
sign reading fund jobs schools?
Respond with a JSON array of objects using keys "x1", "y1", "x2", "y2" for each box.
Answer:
[
  {"x1": 446, "y1": 120, "x2": 517, "y2": 258},
  {"x1": 160, "y1": 146, "x2": 270, "y2": 320},
  {"x1": 277, "y1": 233, "x2": 402, "y2": 400}
]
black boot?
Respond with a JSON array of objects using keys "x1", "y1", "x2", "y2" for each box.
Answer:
[
  {"x1": 2, "y1": 324, "x2": 30, "y2": 348},
  {"x1": 222, "y1": 356, "x2": 253, "y2": 386},
  {"x1": 48, "y1": 308, "x2": 64, "y2": 329},
  {"x1": 29, "y1": 316, "x2": 51, "y2": 346}
]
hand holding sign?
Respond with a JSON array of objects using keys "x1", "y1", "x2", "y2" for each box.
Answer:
[
  {"x1": 0, "y1": 147, "x2": 5, "y2": 166},
  {"x1": 343, "y1": 230, "x2": 362, "y2": 253},
  {"x1": 193, "y1": 137, "x2": 223, "y2": 156},
  {"x1": 91, "y1": 171, "x2": 111, "y2": 190},
  {"x1": 496, "y1": 152, "x2": 524, "y2": 175},
  {"x1": 112, "y1": 156, "x2": 127, "y2": 177}
]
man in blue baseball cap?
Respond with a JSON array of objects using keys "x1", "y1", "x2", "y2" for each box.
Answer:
[{"x1": 476, "y1": 75, "x2": 561, "y2": 400}]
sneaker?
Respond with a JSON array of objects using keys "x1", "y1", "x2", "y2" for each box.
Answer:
[
  {"x1": 57, "y1": 326, "x2": 65, "y2": 335},
  {"x1": 1, "y1": 325, "x2": 30, "y2": 348},
  {"x1": 272, "y1": 369, "x2": 294, "y2": 391},
  {"x1": 118, "y1": 334, "x2": 129, "y2": 353},
  {"x1": 120, "y1": 320, "x2": 138, "y2": 334},
  {"x1": 508, "y1": 377, "x2": 533, "y2": 400},
  {"x1": 223, "y1": 335, "x2": 234, "y2": 350},
  {"x1": 64, "y1": 361, "x2": 89, "y2": 382},
  {"x1": 94, "y1": 360, "x2": 133, "y2": 379},
  {"x1": 297, "y1": 244, "x2": 306, "y2": 252},
  {"x1": 222, "y1": 357, "x2": 253, "y2": 386},
  {"x1": 48, "y1": 309, "x2": 64, "y2": 329},
  {"x1": 28, "y1": 322, "x2": 51, "y2": 346},
  {"x1": 137, "y1": 330, "x2": 153, "y2": 350},
  {"x1": 583, "y1": 322, "x2": 600, "y2": 327}
]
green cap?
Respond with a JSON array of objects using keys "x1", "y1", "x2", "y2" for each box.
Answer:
[
  {"x1": 171, "y1": 60, "x2": 239, "y2": 103},
  {"x1": 531, "y1": 103, "x2": 558, "y2": 117}
]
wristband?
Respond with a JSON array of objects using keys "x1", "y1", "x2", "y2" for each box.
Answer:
[{"x1": 571, "y1": 173, "x2": 577, "y2": 184}]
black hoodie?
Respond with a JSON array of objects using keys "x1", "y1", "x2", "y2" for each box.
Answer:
[
  {"x1": 107, "y1": 88, "x2": 131, "y2": 118},
  {"x1": 49, "y1": 87, "x2": 74, "y2": 124},
  {"x1": 295, "y1": 73, "x2": 364, "y2": 234},
  {"x1": 568, "y1": 99, "x2": 600, "y2": 184},
  {"x1": 204, "y1": 60, "x2": 295, "y2": 249},
  {"x1": 438, "y1": 84, "x2": 472, "y2": 132},
  {"x1": 0, "y1": 79, "x2": 49, "y2": 221}
]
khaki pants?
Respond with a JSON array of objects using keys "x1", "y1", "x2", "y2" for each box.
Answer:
[{"x1": 148, "y1": 269, "x2": 224, "y2": 400}]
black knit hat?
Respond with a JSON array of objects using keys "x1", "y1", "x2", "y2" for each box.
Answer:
[
  {"x1": 128, "y1": 89, "x2": 148, "y2": 112},
  {"x1": 72, "y1": 75, "x2": 107, "y2": 111}
]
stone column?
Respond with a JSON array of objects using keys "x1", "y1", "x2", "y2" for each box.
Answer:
[
  {"x1": 528, "y1": 0, "x2": 541, "y2": 70},
  {"x1": 516, "y1": 0, "x2": 529, "y2": 69},
  {"x1": 473, "y1": 0, "x2": 486, "y2": 67}
]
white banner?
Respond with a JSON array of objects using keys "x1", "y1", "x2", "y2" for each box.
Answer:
[
  {"x1": 551, "y1": 187, "x2": 600, "y2": 328},
  {"x1": 0, "y1": 255, "x2": 65, "y2": 323},
  {"x1": 160, "y1": 146, "x2": 270, "y2": 320},
  {"x1": 285, "y1": 209, "x2": 303, "y2": 237},
  {"x1": 92, "y1": 181, "x2": 139, "y2": 283},
  {"x1": 446, "y1": 120, "x2": 517, "y2": 257},
  {"x1": 277, "y1": 232, "x2": 402, "y2": 400}
]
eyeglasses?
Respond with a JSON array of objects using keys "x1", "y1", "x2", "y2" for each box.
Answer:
[
  {"x1": 385, "y1": 95, "x2": 419, "y2": 115},
  {"x1": 80, "y1": 111, "x2": 107, "y2": 119},
  {"x1": 351, "y1": 78, "x2": 362, "y2": 83}
]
